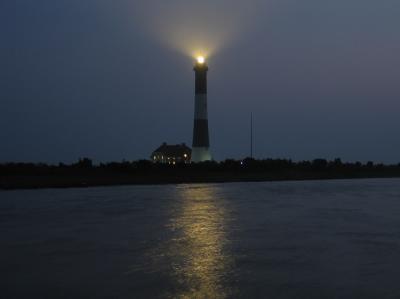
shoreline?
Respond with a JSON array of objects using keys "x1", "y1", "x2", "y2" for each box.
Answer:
[{"x1": 1, "y1": 172, "x2": 399, "y2": 190}]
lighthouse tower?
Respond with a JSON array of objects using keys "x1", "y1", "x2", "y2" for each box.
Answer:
[{"x1": 192, "y1": 57, "x2": 212, "y2": 162}]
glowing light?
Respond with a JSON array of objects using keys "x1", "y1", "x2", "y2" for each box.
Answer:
[
  {"x1": 184, "y1": 154, "x2": 188, "y2": 158},
  {"x1": 197, "y1": 56, "x2": 205, "y2": 64}
]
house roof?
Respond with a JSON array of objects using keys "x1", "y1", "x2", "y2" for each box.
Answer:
[{"x1": 152, "y1": 143, "x2": 192, "y2": 157}]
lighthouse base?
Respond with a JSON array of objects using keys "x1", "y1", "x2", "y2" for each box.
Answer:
[{"x1": 191, "y1": 147, "x2": 212, "y2": 163}]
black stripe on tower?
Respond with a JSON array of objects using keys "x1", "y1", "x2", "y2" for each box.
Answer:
[
  {"x1": 193, "y1": 119, "x2": 209, "y2": 147},
  {"x1": 194, "y1": 64, "x2": 208, "y2": 94}
]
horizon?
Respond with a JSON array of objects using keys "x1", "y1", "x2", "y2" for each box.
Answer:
[{"x1": 2, "y1": 155, "x2": 399, "y2": 166}]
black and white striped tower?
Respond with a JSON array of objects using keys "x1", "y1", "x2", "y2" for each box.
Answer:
[{"x1": 192, "y1": 57, "x2": 211, "y2": 162}]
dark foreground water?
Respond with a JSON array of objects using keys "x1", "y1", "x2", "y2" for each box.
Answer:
[{"x1": 1, "y1": 179, "x2": 400, "y2": 298}]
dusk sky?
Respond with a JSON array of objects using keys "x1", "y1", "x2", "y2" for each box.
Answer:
[{"x1": 2, "y1": 0, "x2": 400, "y2": 163}]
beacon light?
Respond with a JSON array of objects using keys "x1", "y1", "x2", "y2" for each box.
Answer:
[{"x1": 197, "y1": 56, "x2": 205, "y2": 64}]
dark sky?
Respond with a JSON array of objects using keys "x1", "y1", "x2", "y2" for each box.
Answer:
[{"x1": 2, "y1": 0, "x2": 400, "y2": 163}]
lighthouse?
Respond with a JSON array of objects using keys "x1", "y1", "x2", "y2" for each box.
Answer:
[{"x1": 191, "y1": 56, "x2": 212, "y2": 162}]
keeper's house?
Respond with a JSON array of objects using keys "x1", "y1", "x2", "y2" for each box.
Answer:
[{"x1": 151, "y1": 143, "x2": 191, "y2": 164}]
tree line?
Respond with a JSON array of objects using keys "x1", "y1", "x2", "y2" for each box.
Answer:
[{"x1": 1, "y1": 157, "x2": 399, "y2": 176}]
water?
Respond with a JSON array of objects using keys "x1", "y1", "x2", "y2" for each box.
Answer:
[{"x1": 1, "y1": 178, "x2": 400, "y2": 298}]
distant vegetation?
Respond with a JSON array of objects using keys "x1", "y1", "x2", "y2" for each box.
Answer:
[{"x1": 1, "y1": 158, "x2": 400, "y2": 189}]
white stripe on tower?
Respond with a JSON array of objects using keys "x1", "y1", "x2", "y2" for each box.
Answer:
[{"x1": 192, "y1": 58, "x2": 211, "y2": 162}]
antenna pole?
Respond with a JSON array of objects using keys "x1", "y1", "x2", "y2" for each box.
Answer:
[{"x1": 250, "y1": 112, "x2": 253, "y2": 159}]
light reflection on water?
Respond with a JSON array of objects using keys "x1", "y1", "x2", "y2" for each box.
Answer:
[{"x1": 164, "y1": 185, "x2": 234, "y2": 299}]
